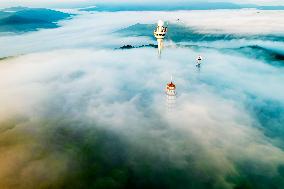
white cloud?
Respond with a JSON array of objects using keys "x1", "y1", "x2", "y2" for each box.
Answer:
[
  {"x1": 1, "y1": 10, "x2": 283, "y2": 59},
  {"x1": 0, "y1": 9, "x2": 284, "y2": 188},
  {"x1": 174, "y1": 10, "x2": 284, "y2": 35},
  {"x1": 1, "y1": 46, "x2": 284, "y2": 188}
]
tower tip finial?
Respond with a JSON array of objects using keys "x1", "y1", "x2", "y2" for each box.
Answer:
[{"x1": 158, "y1": 20, "x2": 164, "y2": 27}]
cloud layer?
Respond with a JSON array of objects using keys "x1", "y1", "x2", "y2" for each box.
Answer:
[{"x1": 0, "y1": 9, "x2": 284, "y2": 189}]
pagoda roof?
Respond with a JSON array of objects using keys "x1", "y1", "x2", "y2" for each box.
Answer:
[{"x1": 167, "y1": 82, "x2": 176, "y2": 88}]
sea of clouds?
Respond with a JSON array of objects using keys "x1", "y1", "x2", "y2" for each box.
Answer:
[{"x1": 0, "y1": 9, "x2": 283, "y2": 189}]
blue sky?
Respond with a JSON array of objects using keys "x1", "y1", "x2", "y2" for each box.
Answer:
[{"x1": 0, "y1": 0, "x2": 283, "y2": 8}]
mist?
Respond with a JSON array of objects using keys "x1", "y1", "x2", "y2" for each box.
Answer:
[{"x1": 0, "y1": 8, "x2": 284, "y2": 189}]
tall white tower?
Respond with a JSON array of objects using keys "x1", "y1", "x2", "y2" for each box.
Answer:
[
  {"x1": 154, "y1": 20, "x2": 168, "y2": 56},
  {"x1": 165, "y1": 76, "x2": 176, "y2": 110},
  {"x1": 196, "y1": 55, "x2": 203, "y2": 67}
]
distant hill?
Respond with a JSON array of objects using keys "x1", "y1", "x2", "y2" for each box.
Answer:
[
  {"x1": 81, "y1": 2, "x2": 242, "y2": 11},
  {"x1": 117, "y1": 23, "x2": 283, "y2": 42},
  {"x1": 81, "y1": 2, "x2": 284, "y2": 11},
  {"x1": 118, "y1": 23, "x2": 284, "y2": 65},
  {"x1": 0, "y1": 7, "x2": 72, "y2": 33},
  {"x1": 1, "y1": 6, "x2": 30, "y2": 12},
  {"x1": 259, "y1": 6, "x2": 284, "y2": 10}
]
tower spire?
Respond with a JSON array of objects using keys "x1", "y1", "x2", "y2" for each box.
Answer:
[
  {"x1": 196, "y1": 55, "x2": 203, "y2": 67},
  {"x1": 154, "y1": 20, "x2": 167, "y2": 57},
  {"x1": 166, "y1": 76, "x2": 176, "y2": 110}
]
